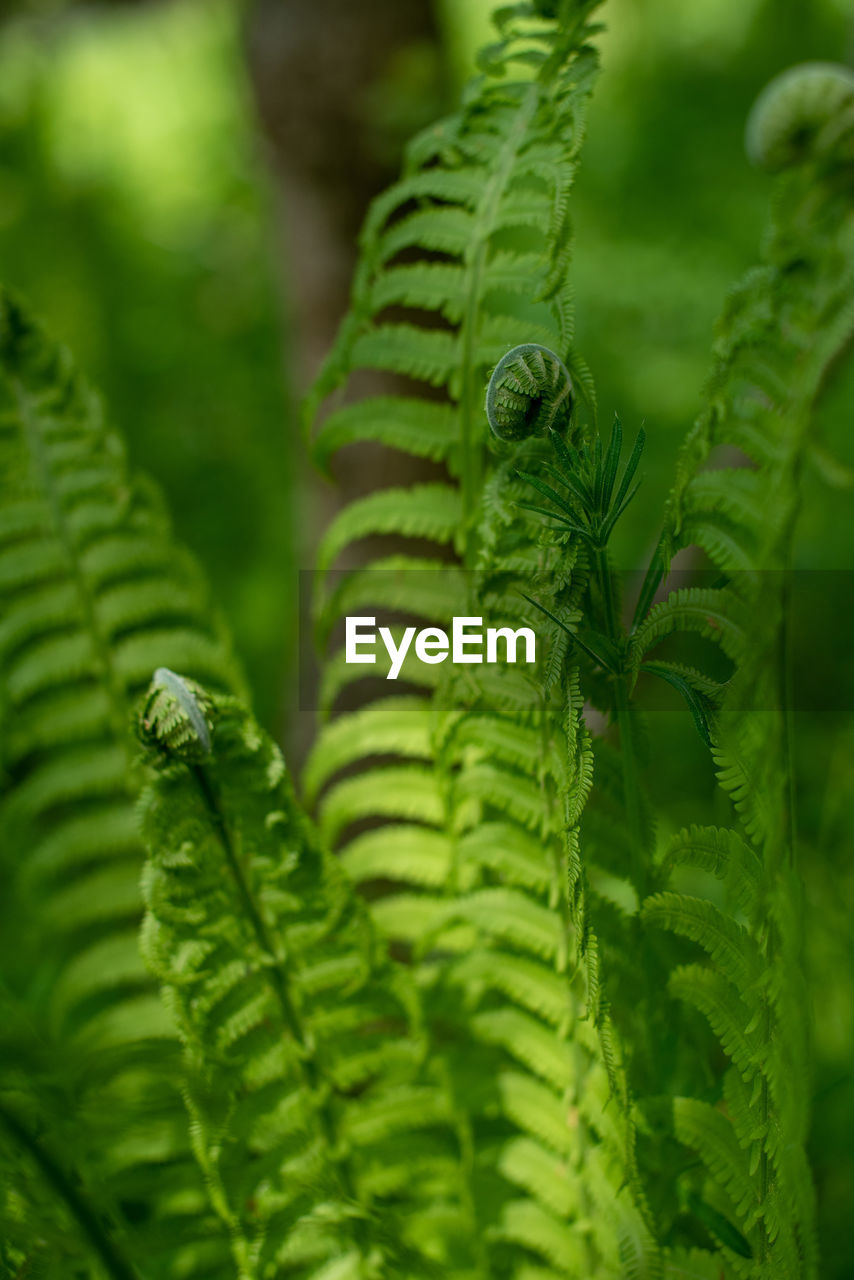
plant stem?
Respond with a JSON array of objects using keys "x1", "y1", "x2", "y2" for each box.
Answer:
[
  {"x1": 596, "y1": 547, "x2": 646, "y2": 895},
  {"x1": 459, "y1": 86, "x2": 536, "y2": 563},
  {"x1": 191, "y1": 765, "x2": 305, "y2": 1049},
  {"x1": 613, "y1": 675, "x2": 645, "y2": 898},
  {"x1": 189, "y1": 766, "x2": 367, "y2": 1255},
  {"x1": 596, "y1": 546, "x2": 617, "y2": 642}
]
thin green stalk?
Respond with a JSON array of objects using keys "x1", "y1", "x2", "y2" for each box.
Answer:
[
  {"x1": 596, "y1": 547, "x2": 618, "y2": 642},
  {"x1": 613, "y1": 675, "x2": 645, "y2": 898},
  {"x1": 596, "y1": 548, "x2": 646, "y2": 895},
  {"x1": 189, "y1": 766, "x2": 367, "y2": 1253},
  {"x1": 459, "y1": 86, "x2": 537, "y2": 563},
  {"x1": 191, "y1": 766, "x2": 305, "y2": 1050},
  {"x1": 538, "y1": 688, "x2": 596, "y2": 1280}
]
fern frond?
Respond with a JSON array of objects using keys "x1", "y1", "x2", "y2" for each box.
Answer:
[
  {"x1": 660, "y1": 825, "x2": 761, "y2": 915},
  {"x1": 668, "y1": 965, "x2": 763, "y2": 1086},
  {"x1": 139, "y1": 677, "x2": 467, "y2": 1278},
  {"x1": 629, "y1": 586, "x2": 745, "y2": 674},
  {"x1": 301, "y1": 5, "x2": 668, "y2": 1274},
  {"x1": 673, "y1": 1098, "x2": 759, "y2": 1243},
  {"x1": 635, "y1": 62, "x2": 854, "y2": 1280},
  {"x1": 642, "y1": 893, "x2": 762, "y2": 993},
  {"x1": 0, "y1": 292, "x2": 243, "y2": 1278}
]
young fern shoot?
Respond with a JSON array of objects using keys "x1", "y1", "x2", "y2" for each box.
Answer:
[{"x1": 138, "y1": 669, "x2": 465, "y2": 1280}]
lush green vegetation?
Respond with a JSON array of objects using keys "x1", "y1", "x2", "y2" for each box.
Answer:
[{"x1": 1, "y1": 2, "x2": 853, "y2": 1278}]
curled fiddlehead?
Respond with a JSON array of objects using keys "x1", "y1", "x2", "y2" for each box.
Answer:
[
  {"x1": 485, "y1": 342, "x2": 574, "y2": 442},
  {"x1": 745, "y1": 61, "x2": 854, "y2": 171},
  {"x1": 138, "y1": 667, "x2": 215, "y2": 762}
]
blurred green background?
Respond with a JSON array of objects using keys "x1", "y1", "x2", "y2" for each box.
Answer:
[
  {"x1": 1, "y1": 0, "x2": 852, "y2": 1273},
  {"x1": 0, "y1": 0, "x2": 292, "y2": 730}
]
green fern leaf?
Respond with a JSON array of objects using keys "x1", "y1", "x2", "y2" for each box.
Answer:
[
  {"x1": 0, "y1": 292, "x2": 242, "y2": 1279},
  {"x1": 140, "y1": 679, "x2": 463, "y2": 1278}
]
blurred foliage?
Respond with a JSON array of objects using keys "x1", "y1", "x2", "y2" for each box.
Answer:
[
  {"x1": 0, "y1": 0, "x2": 293, "y2": 730},
  {"x1": 569, "y1": 9, "x2": 854, "y2": 1272},
  {"x1": 565, "y1": 6, "x2": 854, "y2": 1272}
]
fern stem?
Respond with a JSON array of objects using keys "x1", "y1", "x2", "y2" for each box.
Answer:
[
  {"x1": 191, "y1": 766, "x2": 305, "y2": 1046},
  {"x1": 542, "y1": 687, "x2": 597, "y2": 1278},
  {"x1": 596, "y1": 548, "x2": 646, "y2": 894},
  {"x1": 189, "y1": 766, "x2": 367, "y2": 1244},
  {"x1": 614, "y1": 676, "x2": 646, "y2": 896},
  {"x1": 0, "y1": 1101, "x2": 142, "y2": 1280},
  {"x1": 780, "y1": 542, "x2": 800, "y2": 873},
  {"x1": 434, "y1": 731, "x2": 494, "y2": 1278},
  {"x1": 596, "y1": 548, "x2": 618, "y2": 644},
  {"x1": 435, "y1": 1056, "x2": 493, "y2": 1279},
  {"x1": 460, "y1": 86, "x2": 537, "y2": 561}
]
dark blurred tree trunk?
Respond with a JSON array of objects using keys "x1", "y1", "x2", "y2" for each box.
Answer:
[
  {"x1": 245, "y1": 0, "x2": 442, "y2": 385},
  {"x1": 243, "y1": 0, "x2": 448, "y2": 746}
]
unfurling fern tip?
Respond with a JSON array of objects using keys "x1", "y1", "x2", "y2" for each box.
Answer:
[
  {"x1": 486, "y1": 343, "x2": 574, "y2": 442},
  {"x1": 138, "y1": 667, "x2": 215, "y2": 762},
  {"x1": 745, "y1": 61, "x2": 854, "y2": 171}
]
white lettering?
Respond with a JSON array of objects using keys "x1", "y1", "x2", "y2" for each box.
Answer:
[
  {"x1": 486, "y1": 626, "x2": 536, "y2": 664},
  {"x1": 346, "y1": 616, "x2": 377, "y2": 664},
  {"x1": 453, "y1": 616, "x2": 483, "y2": 664},
  {"x1": 344, "y1": 617, "x2": 538, "y2": 676},
  {"x1": 379, "y1": 626, "x2": 416, "y2": 681},
  {"x1": 415, "y1": 627, "x2": 449, "y2": 664}
]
